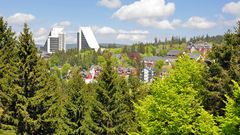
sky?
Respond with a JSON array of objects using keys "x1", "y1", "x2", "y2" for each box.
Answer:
[{"x1": 0, "y1": 0, "x2": 240, "y2": 45}]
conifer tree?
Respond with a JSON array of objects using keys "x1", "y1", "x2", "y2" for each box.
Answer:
[
  {"x1": 38, "y1": 73, "x2": 73, "y2": 134},
  {"x1": 12, "y1": 23, "x2": 51, "y2": 134},
  {"x1": 66, "y1": 67, "x2": 91, "y2": 134},
  {"x1": 203, "y1": 21, "x2": 240, "y2": 116},
  {"x1": 0, "y1": 17, "x2": 18, "y2": 133},
  {"x1": 83, "y1": 58, "x2": 133, "y2": 134}
]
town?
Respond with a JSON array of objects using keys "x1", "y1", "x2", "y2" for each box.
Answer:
[
  {"x1": 1, "y1": 0, "x2": 240, "y2": 134},
  {"x1": 39, "y1": 26, "x2": 214, "y2": 83}
]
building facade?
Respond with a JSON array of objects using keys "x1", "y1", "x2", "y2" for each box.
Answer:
[
  {"x1": 77, "y1": 27, "x2": 100, "y2": 52},
  {"x1": 44, "y1": 27, "x2": 66, "y2": 53},
  {"x1": 140, "y1": 68, "x2": 155, "y2": 83}
]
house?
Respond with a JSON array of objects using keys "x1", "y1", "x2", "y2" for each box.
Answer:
[
  {"x1": 140, "y1": 68, "x2": 154, "y2": 83},
  {"x1": 117, "y1": 67, "x2": 131, "y2": 76},
  {"x1": 112, "y1": 54, "x2": 122, "y2": 59},
  {"x1": 187, "y1": 42, "x2": 212, "y2": 55},
  {"x1": 84, "y1": 66, "x2": 100, "y2": 84},
  {"x1": 187, "y1": 53, "x2": 202, "y2": 61},
  {"x1": 143, "y1": 56, "x2": 177, "y2": 68},
  {"x1": 143, "y1": 56, "x2": 165, "y2": 67},
  {"x1": 160, "y1": 67, "x2": 169, "y2": 79},
  {"x1": 128, "y1": 52, "x2": 141, "y2": 61},
  {"x1": 167, "y1": 50, "x2": 184, "y2": 56}
]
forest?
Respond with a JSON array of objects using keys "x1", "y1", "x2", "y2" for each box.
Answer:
[{"x1": 0, "y1": 17, "x2": 240, "y2": 134}]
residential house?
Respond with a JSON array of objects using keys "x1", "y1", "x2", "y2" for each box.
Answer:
[
  {"x1": 112, "y1": 54, "x2": 122, "y2": 60},
  {"x1": 187, "y1": 53, "x2": 202, "y2": 61},
  {"x1": 140, "y1": 68, "x2": 154, "y2": 83},
  {"x1": 128, "y1": 52, "x2": 141, "y2": 61},
  {"x1": 143, "y1": 56, "x2": 177, "y2": 68},
  {"x1": 167, "y1": 50, "x2": 184, "y2": 57},
  {"x1": 187, "y1": 42, "x2": 212, "y2": 56}
]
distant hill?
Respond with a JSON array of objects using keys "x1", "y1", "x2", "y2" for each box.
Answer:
[
  {"x1": 36, "y1": 43, "x2": 128, "y2": 51},
  {"x1": 99, "y1": 43, "x2": 129, "y2": 48},
  {"x1": 66, "y1": 44, "x2": 77, "y2": 49}
]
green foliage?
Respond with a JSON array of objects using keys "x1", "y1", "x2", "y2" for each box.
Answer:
[
  {"x1": 0, "y1": 17, "x2": 18, "y2": 133},
  {"x1": 14, "y1": 24, "x2": 58, "y2": 134},
  {"x1": 203, "y1": 21, "x2": 240, "y2": 116},
  {"x1": 134, "y1": 55, "x2": 219, "y2": 134},
  {"x1": 189, "y1": 35, "x2": 223, "y2": 44},
  {"x1": 83, "y1": 59, "x2": 134, "y2": 134},
  {"x1": 154, "y1": 60, "x2": 164, "y2": 75},
  {"x1": 128, "y1": 75, "x2": 149, "y2": 103},
  {"x1": 61, "y1": 63, "x2": 71, "y2": 77},
  {"x1": 98, "y1": 55, "x2": 106, "y2": 67},
  {"x1": 110, "y1": 56, "x2": 120, "y2": 67},
  {"x1": 203, "y1": 63, "x2": 231, "y2": 116},
  {"x1": 0, "y1": 129, "x2": 16, "y2": 135},
  {"x1": 0, "y1": 23, "x2": 69, "y2": 134},
  {"x1": 221, "y1": 81, "x2": 240, "y2": 135},
  {"x1": 49, "y1": 49, "x2": 100, "y2": 69},
  {"x1": 49, "y1": 54, "x2": 60, "y2": 67},
  {"x1": 66, "y1": 68, "x2": 93, "y2": 134}
]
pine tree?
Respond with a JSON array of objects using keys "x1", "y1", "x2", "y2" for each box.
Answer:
[
  {"x1": 83, "y1": 58, "x2": 133, "y2": 134},
  {"x1": 0, "y1": 17, "x2": 18, "y2": 133}
]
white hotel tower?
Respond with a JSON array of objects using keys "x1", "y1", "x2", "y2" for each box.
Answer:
[{"x1": 44, "y1": 27, "x2": 66, "y2": 53}]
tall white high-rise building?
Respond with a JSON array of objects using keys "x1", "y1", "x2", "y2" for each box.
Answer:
[
  {"x1": 77, "y1": 27, "x2": 100, "y2": 52},
  {"x1": 44, "y1": 27, "x2": 66, "y2": 53}
]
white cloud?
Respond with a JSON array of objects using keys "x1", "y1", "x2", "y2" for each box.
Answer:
[
  {"x1": 116, "y1": 28, "x2": 148, "y2": 41},
  {"x1": 93, "y1": 26, "x2": 149, "y2": 35},
  {"x1": 66, "y1": 33, "x2": 77, "y2": 44},
  {"x1": 137, "y1": 18, "x2": 181, "y2": 30},
  {"x1": 33, "y1": 27, "x2": 48, "y2": 44},
  {"x1": 217, "y1": 14, "x2": 240, "y2": 27},
  {"x1": 94, "y1": 26, "x2": 117, "y2": 34},
  {"x1": 7, "y1": 13, "x2": 35, "y2": 25},
  {"x1": 118, "y1": 29, "x2": 149, "y2": 34},
  {"x1": 93, "y1": 26, "x2": 148, "y2": 42},
  {"x1": 99, "y1": 0, "x2": 122, "y2": 9},
  {"x1": 53, "y1": 21, "x2": 71, "y2": 28},
  {"x1": 113, "y1": 0, "x2": 175, "y2": 20},
  {"x1": 223, "y1": 1, "x2": 240, "y2": 16},
  {"x1": 183, "y1": 16, "x2": 216, "y2": 29},
  {"x1": 116, "y1": 34, "x2": 147, "y2": 41},
  {"x1": 112, "y1": 0, "x2": 178, "y2": 30}
]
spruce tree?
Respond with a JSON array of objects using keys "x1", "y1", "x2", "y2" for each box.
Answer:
[
  {"x1": 66, "y1": 67, "x2": 90, "y2": 134},
  {"x1": 83, "y1": 58, "x2": 133, "y2": 134},
  {"x1": 0, "y1": 17, "x2": 18, "y2": 133},
  {"x1": 38, "y1": 73, "x2": 73, "y2": 135},
  {"x1": 203, "y1": 21, "x2": 240, "y2": 116},
  {"x1": 13, "y1": 23, "x2": 57, "y2": 134}
]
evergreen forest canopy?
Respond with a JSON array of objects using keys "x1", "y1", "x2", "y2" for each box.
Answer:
[{"x1": 0, "y1": 17, "x2": 240, "y2": 134}]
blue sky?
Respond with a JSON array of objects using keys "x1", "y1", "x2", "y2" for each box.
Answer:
[{"x1": 0, "y1": 0, "x2": 239, "y2": 45}]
